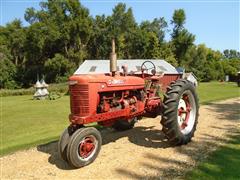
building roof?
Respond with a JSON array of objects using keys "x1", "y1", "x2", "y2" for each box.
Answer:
[{"x1": 74, "y1": 59, "x2": 179, "y2": 75}]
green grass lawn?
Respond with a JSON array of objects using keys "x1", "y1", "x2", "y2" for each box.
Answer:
[
  {"x1": 1, "y1": 95, "x2": 69, "y2": 155},
  {"x1": 185, "y1": 133, "x2": 240, "y2": 179},
  {"x1": 197, "y1": 81, "x2": 240, "y2": 104},
  {"x1": 0, "y1": 81, "x2": 239, "y2": 156}
]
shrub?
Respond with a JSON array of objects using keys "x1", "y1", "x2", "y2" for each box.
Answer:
[
  {"x1": 0, "y1": 54, "x2": 17, "y2": 89},
  {"x1": 0, "y1": 83, "x2": 68, "y2": 97},
  {"x1": 44, "y1": 54, "x2": 75, "y2": 83}
]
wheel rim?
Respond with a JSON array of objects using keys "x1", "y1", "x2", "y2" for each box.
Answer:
[
  {"x1": 177, "y1": 90, "x2": 196, "y2": 135},
  {"x1": 78, "y1": 135, "x2": 98, "y2": 161}
]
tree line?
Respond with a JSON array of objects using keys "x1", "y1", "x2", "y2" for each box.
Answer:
[{"x1": 0, "y1": 0, "x2": 239, "y2": 89}]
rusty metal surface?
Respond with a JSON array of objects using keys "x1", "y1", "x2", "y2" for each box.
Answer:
[{"x1": 110, "y1": 39, "x2": 117, "y2": 73}]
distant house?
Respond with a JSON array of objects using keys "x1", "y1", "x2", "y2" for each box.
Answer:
[{"x1": 74, "y1": 59, "x2": 179, "y2": 75}]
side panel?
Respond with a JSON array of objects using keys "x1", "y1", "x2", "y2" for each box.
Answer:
[
  {"x1": 160, "y1": 74, "x2": 181, "y2": 91},
  {"x1": 89, "y1": 83, "x2": 99, "y2": 116}
]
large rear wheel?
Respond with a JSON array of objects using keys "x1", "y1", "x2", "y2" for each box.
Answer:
[{"x1": 161, "y1": 79, "x2": 199, "y2": 145}]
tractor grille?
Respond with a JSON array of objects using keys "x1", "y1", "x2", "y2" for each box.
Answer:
[{"x1": 70, "y1": 84, "x2": 89, "y2": 116}]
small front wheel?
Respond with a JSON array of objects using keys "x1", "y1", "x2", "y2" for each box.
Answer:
[
  {"x1": 67, "y1": 127, "x2": 102, "y2": 168},
  {"x1": 58, "y1": 128, "x2": 71, "y2": 161}
]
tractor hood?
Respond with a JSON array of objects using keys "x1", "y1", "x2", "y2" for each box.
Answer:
[{"x1": 69, "y1": 74, "x2": 145, "y2": 87}]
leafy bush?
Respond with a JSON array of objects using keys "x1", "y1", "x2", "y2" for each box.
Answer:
[
  {"x1": 0, "y1": 83, "x2": 68, "y2": 97},
  {"x1": 0, "y1": 51, "x2": 18, "y2": 89},
  {"x1": 0, "y1": 88, "x2": 35, "y2": 96},
  {"x1": 44, "y1": 54, "x2": 75, "y2": 83},
  {"x1": 48, "y1": 92, "x2": 61, "y2": 100},
  {"x1": 48, "y1": 83, "x2": 68, "y2": 93},
  {"x1": 221, "y1": 58, "x2": 240, "y2": 77}
]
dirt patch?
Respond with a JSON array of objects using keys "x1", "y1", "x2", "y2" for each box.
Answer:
[{"x1": 1, "y1": 98, "x2": 240, "y2": 179}]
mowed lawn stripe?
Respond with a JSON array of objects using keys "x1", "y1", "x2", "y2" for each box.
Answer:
[
  {"x1": 1, "y1": 95, "x2": 69, "y2": 155},
  {"x1": 186, "y1": 134, "x2": 240, "y2": 179}
]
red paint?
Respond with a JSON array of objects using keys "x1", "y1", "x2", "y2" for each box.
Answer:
[
  {"x1": 68, "y1": 72, "x2": 181, "y2": 127},
  {"x1": 70, "y1": 84, "x2": 89, "y2": 116},
  {"x1": 79, "y1": 137, "x2": 95, "y2": 158},
  {"x1": 160, "y1": 74, "x2": 180, "y2": 91},
  {"x1": 178, "y1": 95, "x2": 191, "y2": 129}
]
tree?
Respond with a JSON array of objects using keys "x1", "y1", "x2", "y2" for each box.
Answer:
[
  {"x1": 44, "y1": 53, "x2": 74, "y2": 83},
  {"x1": 184, "y1": 44, "x2": 225, "y2": 81},
  {"x1": 140, "y1": 17, "x2": 167, "y2": 43},
  {"x1": 106, "y1": 3, "x2": 137, "y2": 58},
  {"x1": 2, "y1": 1, "x2": 238, "y2": 88},
  {"x1": 0, "y1": 46, "x2": 17, "y2": 88},
  {"x1": 1, "y1": 19, "x2": 26, "y2": 66},
  {"x1": 24, "y1": 0, "x2": 93, "y2": 63},
  {"x1": 128, "y1": 29, "x2": 149, "y2": 59},
  {"x1": 22, "y1": 0, "x2": 93, "y2": 86},
  {"x1": 158, "y1": 42, "x2": 178, "y2": 66},
  {"x1": 221, "y1": 58, "x2": 240, "y2": 77},
  {"x1": 144, "y1": 32, "x2": 161, "y2": 59},
  {"x1": 171, "y1": 9, "x2": 195, "y2": 65},
  {"x1": 223, "y1": 49, "x2": 240, "y2": 59},
  {"x1": 87, "y1": 15, "x2": 110, "y2": 59},
  {"x1": 172, "y1": 9, "x2": 186, "y2": 30}
]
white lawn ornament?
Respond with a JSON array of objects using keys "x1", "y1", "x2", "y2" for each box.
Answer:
[{"x1": 33, "y1": 78, "x2": 49, "y2": 100}]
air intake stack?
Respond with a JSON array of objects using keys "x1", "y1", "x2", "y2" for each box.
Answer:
[{"x1": 110, "y1": 39, "x2": 117, "y2": 76}]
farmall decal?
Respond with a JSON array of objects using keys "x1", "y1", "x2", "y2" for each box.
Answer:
[{"x1": 108, "y1": 79, "x2": 126, "y2": 85}]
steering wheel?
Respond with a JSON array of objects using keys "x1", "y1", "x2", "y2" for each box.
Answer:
[{"x1": 141, "y1": 61, "x2": 156, "y2": 75}]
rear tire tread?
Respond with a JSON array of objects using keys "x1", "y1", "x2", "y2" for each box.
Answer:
[{"x1": 160, "y1": 79, "x2": 199, "y2": 145}]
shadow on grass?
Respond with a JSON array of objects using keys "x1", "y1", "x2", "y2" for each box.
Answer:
[
  {"x1": 0, "y1": 136, "x2": 59, "y2": 157},
  {"x1": 185, "y1": 133, "x2": 240, "y2": 179}
]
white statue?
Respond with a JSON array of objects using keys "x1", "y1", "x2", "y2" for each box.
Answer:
[{"x1": 33, "y1": 77, "x2": 49, "y2": 99}]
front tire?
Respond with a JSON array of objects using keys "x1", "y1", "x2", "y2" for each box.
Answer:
[
  {"x1": 67, "y1": 127, "x2": 102, "y2": 168},
  {"x1": 161, "y1": 79, "x2": 199, "y2": 145},
  {"x1": 58, "y1": 128, "x2": 71, "y2": 161}
]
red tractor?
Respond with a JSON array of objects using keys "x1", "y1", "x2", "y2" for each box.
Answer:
[{"x1": 58, "y1": 40, "x2": 199, "y2": 168}]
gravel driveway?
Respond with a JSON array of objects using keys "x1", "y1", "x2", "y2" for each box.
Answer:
[{"x1": 1, "y1": 98, "x2": 239, "y2": 179}]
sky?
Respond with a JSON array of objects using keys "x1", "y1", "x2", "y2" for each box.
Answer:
[{"x1": 0, "y1": 0, "x2": 239, "y2": 52}]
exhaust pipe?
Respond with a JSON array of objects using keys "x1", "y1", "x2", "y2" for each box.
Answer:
[{"x1": 110, "y1": 39, "x2": 117, "y2": 76}]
